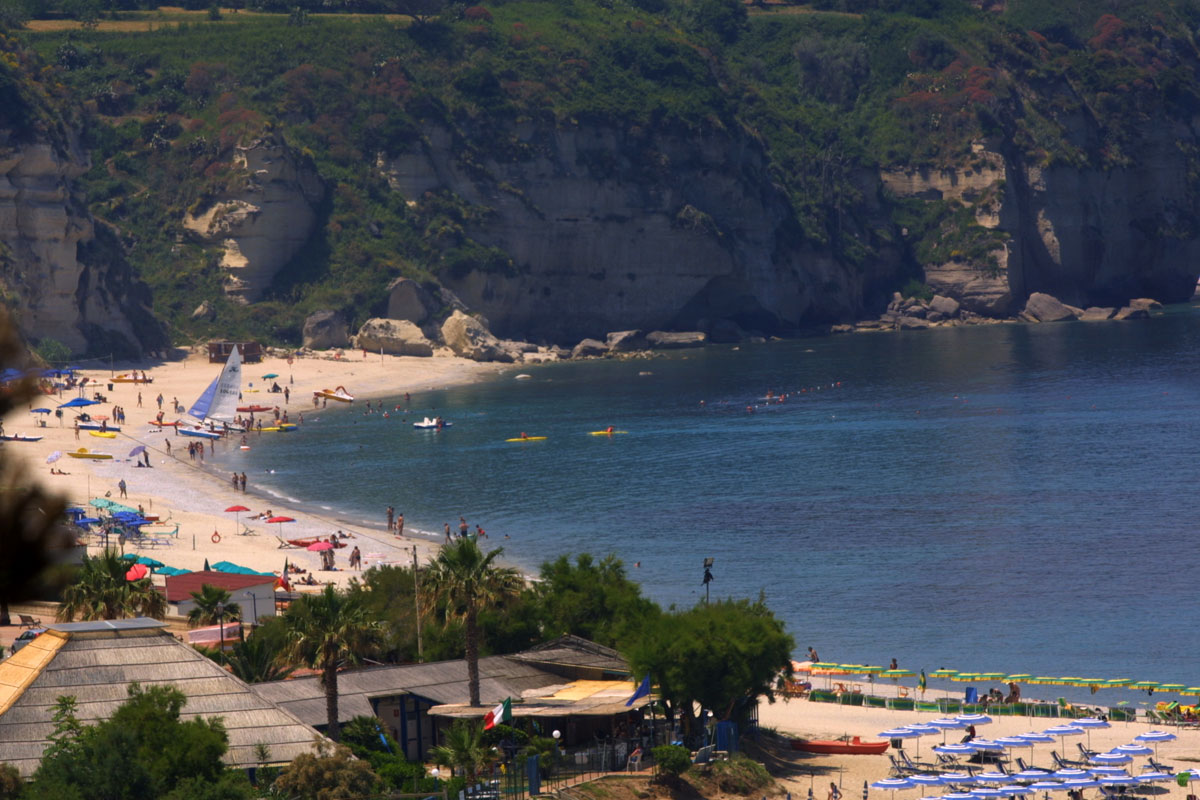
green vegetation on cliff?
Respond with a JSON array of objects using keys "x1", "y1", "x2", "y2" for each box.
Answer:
[{"x1": 8, "y1": 0, "x2": 1200, "y2": 345}]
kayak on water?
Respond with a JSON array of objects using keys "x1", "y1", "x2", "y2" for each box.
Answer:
[
  {"x1": 506, "y1": 436, "x2": 547, "y2": 442},
  {"x1": 588, "y1": 430, "x2": 628, "y2": 435}
]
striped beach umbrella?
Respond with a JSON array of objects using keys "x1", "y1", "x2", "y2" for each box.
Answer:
[
  {"x1": 1113, "y1": 744, "x2": 1152, "y2": 756},
  {"x1": 1090, "y1": 753, "x2": 1132, "y2": 766}
]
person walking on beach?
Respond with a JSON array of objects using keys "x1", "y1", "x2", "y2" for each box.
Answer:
[
  {"x1": 828, "y1": 783, "x2": 841, "y2": 800},
  {"x1": 396, "y1": 513, "x2": 404, "y2": 537},
  {"x1": 386, "y1": 506, "x2": 394, "y2": 532},
  {"x1": 137, "y1": 392, "x2": 142, "y2": 408},
  {"x1": 118, "y1": 479, "x2": 127, "y2": 499},
  {"x1": 156, "y1": 393, "x2": 163, "y2": 410},
  {"x1": 239, "y1": 472, "x2": 246, "y2": 492},
  {"x1": 73, "y1": 419, "x2": 79, "y2": 440},
  {"x1": 164, "y1": 439, "x2": 171, "y2": 456},
  {"x1": 350, "y1": 545, "x2": 362, "y2": 570},
  {"x1": 444, "y1": 523, "x2": 452, "y2": 543},
  {"x1": 232, "y1": 472, "x2": 239, "y2": 491},
  {"x1": 284, "y1": 386, "x2": 290, "y2": 404}
]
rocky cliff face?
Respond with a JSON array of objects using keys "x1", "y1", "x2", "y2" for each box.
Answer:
[
  {"x1": 0, "y1": 140, "x2": 164, "y2": 356},
  {"x1": 883, "y1": 121, "x2": 1200, "y2": 315},
  {"x1": 379, "y1": 123, "x2": 887, "y2": 343},
  {"x1": 183, "y1": 134, "x2": 324, "y2": 304}
]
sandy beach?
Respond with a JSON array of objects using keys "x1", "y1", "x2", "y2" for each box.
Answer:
[
  {"x1": 757, "y1": 688, "x2": 1200, "y2": 800},
  {"x1": 7, "y1": 346, "x2": 504, "y2": 590}
]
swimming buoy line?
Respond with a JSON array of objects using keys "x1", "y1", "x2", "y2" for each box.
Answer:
[{"x1": 211, "y1": 531, "x2": 221, "y2": 544}]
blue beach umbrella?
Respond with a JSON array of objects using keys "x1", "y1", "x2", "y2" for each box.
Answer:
[
  {"x1": 940, "y1": 792, "x2": 978, "y2": 800},
  {"x1": 1052, "y1": 770, "x2": 1090, "y2": 781},
  {"x1": 1088, "y1": 767, "x2": 1126, "y2": 776},
  {"x1": 1090, "y1": 753, "x2": 1132, "y2": 766},
  {"x1": 1098, "y1": 776, "x2": 1135, "y2": 787},
  {"x1": 58, "y1": 397, "x2": 98, "y2": 408},
  {"x1": 1012, "y1": 770, "x2": 1052, "y2": 782},
  {"x1": 30, "y1": 408, "x2": 50, "y2": 414},
  {"x1": 881, "y1": 727, "x2": 924, "y2": 755},
  {"x1": 1133, "y1": 729, "x2": 1175, "y2": 762},
  {"x1": 1061, "y1": 780, "x2": 1099, "y2": 790},
  {"x1": 957, "y1": 714, "x2": 993, "y2": 726},
  {"x1": 935, "y1": 744, "x2": 978, "y2": 758},
  {"x1": 1113, "y1": 744, "x2": 1152, "y2": 756},
  {"x1": 872, "y1": 778, "x2": 916, "y2": 800},
  {"x1": 974, "y1": 774, "x2": 1015, "y2": 786},
  {"x1": 1135, "y1": 772, "x2": 1173, "y2": 784},
  {"x1": 1025, "y1": 783, "x2": 1064, "y2": 792},
  {"x1": 910, "y1": 776, "x2": 950, "y2": 788}
]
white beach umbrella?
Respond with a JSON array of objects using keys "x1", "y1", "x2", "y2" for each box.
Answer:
[
  {"x1": 1113, "y1": 744, "x2": 1152, "y2": 756},
  {"x1": 957, "y1": 714, "x2": 993, "y2": 726},
  {"x1": 911, "y1": 776, "x2": 951, "y2": 788},
  {"x1": 1133, "y1": 730, "x2": 1176, "y2": 762},
  {"x1": 1025, "y1": 782, "x2": 1066, "y2": 792},
  {"x1": 1073, "y1": 717, "x2": 1109, "y2": 750},
  {"x1": 1098, "y1": 776, "x2": 1136, "y2": 787},
  {"x1": 1088, "y1": 767, "x2": 1127, "y2": 776},
  {"x1": 872, "y1": 777, "x2": 917, "y2": 800},
  {"x1": 941, "y1": 793, "x2": 978, "y2": 800},
  {"x1": 1134, "y1": 772, "x2": 1172, "y2": 784},
  {"x1": 1061, "y1": 780, "x2": 1099, "y2": 790},
  {"x1": 1052, "y1": 770, "x2": 1091, "y2": 781},
  {"x1": 974, "y1": 774, "x2": 1015, "y2": 786},
  {"x1": 1090, "y1": 753, "x2": 1132, "y2": 767},
  {"x1": 1012, "y1": 770, "x2": 1053, "y2": 782},
  {"x1": 935, "y1": 744, "x2": 978, "y2": 758},
  {"x1": 1013, "y1": 732, "x2": 1055, "y2": 768}
]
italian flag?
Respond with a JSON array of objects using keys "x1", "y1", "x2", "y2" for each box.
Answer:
[{"x1": 483, "y1": 697, "x2": 512, "y2": 730}]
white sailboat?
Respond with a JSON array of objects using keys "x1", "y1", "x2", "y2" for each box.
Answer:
[{"x1": 186, "y1": 345, "x2": 243, "y2": 433}]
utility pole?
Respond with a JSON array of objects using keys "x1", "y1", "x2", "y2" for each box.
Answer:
[{"x1": 412, "y1": 545, "x2": 423, "y2": 661}]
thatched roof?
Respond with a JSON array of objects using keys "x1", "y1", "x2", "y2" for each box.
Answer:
[
  {"x1": 0, "y1": 619, "x2": 323, "y2": 777},
  {"x1": 253, "y1": 655, "x2": 563, "y2": 727}
]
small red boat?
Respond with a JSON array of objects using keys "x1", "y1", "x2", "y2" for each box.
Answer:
[
  {"x1": 791, "y1": 737, "x2": 889, "y2": 755},
  {"x1": 238, "y1": 405, "x2": 272, "y2": 413},
  {"x1": 149, "y1": 420, "x2": 180, "y2": 427}
]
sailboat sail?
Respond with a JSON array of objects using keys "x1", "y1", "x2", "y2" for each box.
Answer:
[
  {"x1": 187, "y1": 378, "x2": 217, "y2": 422},
  {"x1": 187, "y1": 346, "x2": 243, "y2": 424}
]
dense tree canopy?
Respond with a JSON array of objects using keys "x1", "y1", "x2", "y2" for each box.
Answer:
[{"x1": 625, "y1": 596, "x2": 794, "y2": 733}]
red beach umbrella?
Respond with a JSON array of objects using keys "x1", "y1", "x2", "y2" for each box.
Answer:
[
  {"x1": 306, "y1": 540, "x2": 334, "y2": 552},
  {"x1": 125, "y1": 563, "x2": 148, "y2": 581},
  {"x1": 265, "y1": 515, "x2": 296, "y2": 537},
  {"x1": 225, "y1": 504, "x2": 251, "y2": 536}
]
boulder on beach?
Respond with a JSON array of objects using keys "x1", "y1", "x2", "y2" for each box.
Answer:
[
  {"x1": 440, "y1": 310, "x2": 512, "y2": 362},
  {"x1": 303, "y1": 310, "x2": 350, "y2": 349},
  {"x1": 571, "y1": 339, "x2": 608, "y2": 359},
  {"x1": 606, "y1": 330, "x2": 646, "y2": 352},
  {"x1": 354, "y1": 318, "x2": 434, "y2": 356},
  {"x1": 1023, "y1": 292, "x2": 1078, "y2": 323},
  {"x1": 645, "y1": 331, "x2": 707, "y2": 349}
]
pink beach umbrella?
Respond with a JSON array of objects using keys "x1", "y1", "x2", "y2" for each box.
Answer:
[{"x1": 306, "y1": 540, "x2": 334, "y2": 552}]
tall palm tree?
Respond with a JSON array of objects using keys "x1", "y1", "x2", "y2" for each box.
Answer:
[
  {"x1": 423, "y1": 538, "x2": 522, "y2": 706},
  {"x1": 186, "y1": 584, "x2": 241, "y2": 627},
  {"x1": 57, "y1": 549, "x2": 168, "y2": 621},
  {"x1": 281, "y1": 584, "x2": 382, "y2": 742}
]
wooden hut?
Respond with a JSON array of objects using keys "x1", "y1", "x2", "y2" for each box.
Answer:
[{"x1": 207, "y1": 341, "x2": 263, "y2": 363}]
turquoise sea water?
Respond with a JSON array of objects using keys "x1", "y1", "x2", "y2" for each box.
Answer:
[{"x1": 215, "y1": 307, "x2": 1200, "y2": 692}]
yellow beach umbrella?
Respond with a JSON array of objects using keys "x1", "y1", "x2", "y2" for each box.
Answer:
[
  {"x1": 881, "y1": 669, "x2": 916, "y2": 679},
  {"x1": 1181, "y1": 687, "x2": 1200, "y2": 696},
  {"x1": 952, "y1": 672, "x2": 981, "y2": 682},
  {"x1": 1159, "y1": 684, "x2": 1186, "y2": 693},
  {"x1": 1103, "y1": 678, "x2": 1133, "y2": 688},
  {"x1": 1005, "y1": 674, "x2": 1033, "y2": 682},
  {"x1": 978, "y1": 672, "x2": 1007, "y2": 681},
  {"x1": 931, "y1": 668, "x2": 959, "y2": 678}
]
